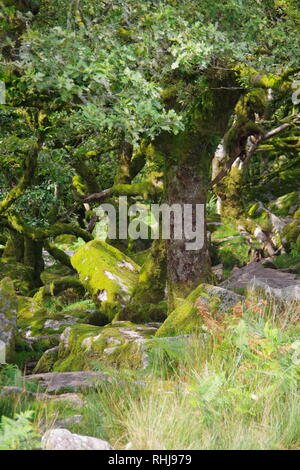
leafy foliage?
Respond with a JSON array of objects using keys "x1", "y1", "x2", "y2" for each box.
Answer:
[{"x1": 0, "y1": 411, "x2": 39, "y2": 450}]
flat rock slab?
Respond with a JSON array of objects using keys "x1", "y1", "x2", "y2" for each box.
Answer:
[
  {"x1": 0, "y1": 387, "x2": 85, "y2": 408},
  {"x1": 42, "y1": 428, "x2": 113, "y2": 450},
  {"x1": 222, "y1": 262, "x2": 300, "y2": 301},
  {"x1": 25, "y1": 371, "x2": 111, "y2": 394}
]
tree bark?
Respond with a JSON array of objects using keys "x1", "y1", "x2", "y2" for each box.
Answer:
[
  {"x1": 157, "y1": 74, "x2": 241, "y2": 309},
  {"x1": 24, "y1": 237, "x2": 44, "y2": 286}
]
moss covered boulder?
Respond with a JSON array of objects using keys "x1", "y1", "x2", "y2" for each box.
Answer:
[
  {"x1": 156, "y1": 284, "x2": 243, "y2": 337},
  {"x1": 117, "y1": 240, "x2": 167, "y2": 323},
  {"x1": 33, "y1": 346, "x2": 59, "y2": 373},
  {"x1": 17, "y1": 288, "x2": 106, "y2": 344},
  {"x1": 40, "y1": 321, "x2": 158, "y2": 372},
  {"x1": 0, "y1": 277, "x2": 18, "y2": 362},
  {"x1": 40, "y1": 264, "x2": 74, "y2": 286},
  {"x1": 17, "y1": 291, "x2": 44, "y2": 321},
  {"x1": 71, "y1": 241, "x2": 140, "y2": 320}
]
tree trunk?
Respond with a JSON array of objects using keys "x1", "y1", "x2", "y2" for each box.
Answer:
[
  {"x1": 24, "y1": 237, "x2": 44, "y2": 286},
  {"x1": 163, "y1": 138, "x2": 214, "y2": 309},
  {"x1": 3, "y1": 230, "x2": 24, "y2": 262},
  {"x1": 157, "y1": 76, "x2": 241, "y2": 309}
]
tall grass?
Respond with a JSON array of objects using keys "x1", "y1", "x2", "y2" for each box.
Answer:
[
  {"x1": 272, "y1": 243, "x2": 300, "y2": 271},
  {"x1": 72, "y1": 300, "x2": 300, "y2": 450}
]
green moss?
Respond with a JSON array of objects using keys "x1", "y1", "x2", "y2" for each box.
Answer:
[
  {"x1": 33, "y1": 346, "x2": 58, "y2": 373},
  {"x1": 71, "y1": 240, "x2": 140, "y2": 321},
  {"x1": 247, "y1": 202, "x2": 262, "y2": 218},
  {"x1": 0, "y1": 277, "x2": 17, "y2": 319},
  {"x1": 130, "y1": 249, "x2": 150, "y2": 267},
  {"x1": 118, "y1": 240, "x2": 167, "y2": 323},
  {"x1": 254, "y1": 212, "x2": 273, "y2": 232},
  {"x1": 294, "y1": 208, "x2": 300, "y2": 220},
  {"x1": 54, "y1": 234, "x2": 77, "y2": 246},
  {"x1": 156, "y1": 284, "x2": 243, "y2": 337},
  {"x1": 117, "y1": 301, "x2": 168, "y2": 324},
  {"x1": 41, "y1": 264, "x2": 72, "y2": 285},
  {"x1": 235, "y1": 65, "x2": 280, "y2": 90},
  {"x1": 160, "y1": 85, "x2": 178, "y2": 102},
  {"x1": 17, "y1": 295, "x2": 43, "y2": 321},
  {"x1": 269, "y1": 192, "x2": 300, "y2": 217},
  {"x1": 117, "y1": 26, "x2": 132, "y2": 41},
  {"x1": 155, "y1": 286, "x2": 208, "y2": 337},
  {"x1": 282, "y1": 221, "x2": 300, "y2": 246},
  {"x1": 72, "y1": 175, "x2": 86, "y2": 196},
  {"x1": 217, "y1": 166, "x2": 245, "y2": 221},
  {"x1": 50, "y1": 321, "x2": 157, "y2": 372},
  {"x1": 47, "y1": 277, "x2": 85, "y2": 297},
  {"x1": 112, "y1": 181, "x2": 161, "y2": 200},
  {"x1": 11, "y1": 334, "x2": 56, "y2": 371},
  {"x1": 3, "y1": 232, "x2": 24, "y2": 262},
  {"x1": 0, "y1": 261, "x2": 34, "y2": 295}
]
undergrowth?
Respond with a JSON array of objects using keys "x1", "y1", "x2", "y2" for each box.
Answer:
[{"x1": 1, "y1": 299, "x2": 299, "y2": 450}]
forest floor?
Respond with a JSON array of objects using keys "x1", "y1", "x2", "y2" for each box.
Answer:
[{"x1": 1, "y1": 297, "x2": 299, "y2": 450}]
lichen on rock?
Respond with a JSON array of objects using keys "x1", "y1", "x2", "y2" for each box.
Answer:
[{"x1": 39, "y1": 321, "x2": 159, "y2": 372}]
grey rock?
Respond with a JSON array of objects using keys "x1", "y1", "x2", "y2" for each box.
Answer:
[
  {"x1": 25, "y1": 371, "x2": 113, "y2": 394},
  {"x1": 261, "y1": 259, "x2": 277, "y2": 269},
  {"x1": 212, "y1": 264, "x2": 224, "y2": 282},
  {"x1": 280, "y1": 263, "x2": 300, "y2": 274},
  {"x1": 0, "y1": 387, "x2": 85, "y2": 408},
  {"x1": 201, "y1": 284, "x2": 244, "y2": 313},
  {"x1": 44, "y1": 316, "x2": 78, "y2": 331},
  {"x1": 41, "y1": 428, "x2": 114, "y2": 450},
  {"x1": 45, "y1": 393, "x2": 85, "y2": 408},
  {"x1": 53, "y1": 415, "x2": 83, "y2": 428},
  {"x1": 222, "y1": 261, "x2": 300, "y2": 302}
]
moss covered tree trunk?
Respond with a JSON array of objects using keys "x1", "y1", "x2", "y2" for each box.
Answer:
[
  {"x1": 24, "y1": 237, "x2": 44, "y2": 286},
  {"x1": 213, "y1": 155, "x2": 246, "y2": 221},
  {"x1": 157, "y1": 75, "x2": 241, "y2": 309},
  {"x1": 3, "y1": 230, "x2": 24, "y2": 262},
  {"x1": 161, "y1": 138, "x2": 214, "y2": 309}
]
